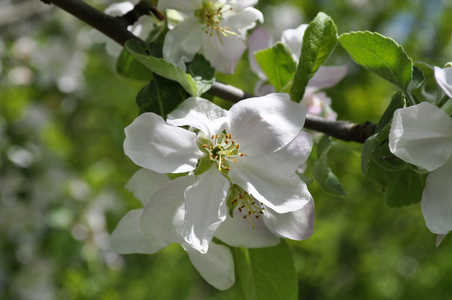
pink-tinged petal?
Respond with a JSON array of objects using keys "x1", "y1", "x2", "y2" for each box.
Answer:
[
  {"x1": 227, "y1": 93, "x2": 306, "y2": 155},
  {"x1": 281, "y1": 24, "x2": 308, "y2": 61},
  {"x1": 157, "y1": 0, "x2": 202, "y2": 14},
  {"x1": 436, "y1": 232, "x2": 450, "y2": 247},
  {"x1": 215, "y1": 209, "x2": 280, "y2": 248},
  {"x1": 201, "y1": 31, "x2": 247, "y2": 74},
  {"x1": 163, "y1": 18, "x2": 203, "y2": 72},
  {"x1": 125, "y1": 169, "x2": 171, "y2": 206},
  {"x1": 434, "y1": 66, "x2": 452, "y2": 98},
  {"x1": 389, "y1": 102, "x2": 452, "y2": 171},
  {"x1": 229, "y1": 159, "x2": 311, "y2": 213},
  {"x1": 167, "y1": 97, "x2": 227, "y2": 137},
  {"x1": 183, "y1": 167, "x2": 230, "y2": 253},
  {"x1": 421, "y1": 157, "x2": 452, "y2": 235},
  {"x1": 248, "y1": 27, "x2": 274, "y2": 79},
  {"x1": 262, "y1": 198, "x2": 315, "y2": 241},
  {"x1": 308, "y1": 65, "x2": 348, "y2": 90},
  {"x1": 268, "y1": 131, "x2": 313, "y2": 176},
  {"x1": 140, "y1": 176, "x2": 197, "y2": 243},
  {"x1": 110, "y1": 209, "x2": 168, "y2": 254},
  {"x1": 184, "y1": 242, "x2": 235, "y2": 290},
  {"x1": 124, "y1": 113, "x2": 204, "y2": 174}
]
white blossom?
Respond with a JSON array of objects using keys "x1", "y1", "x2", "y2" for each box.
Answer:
[
  {"x1": 123, "y1": 94, "x2": 314, "y2": 253},
  {"x1": 158, "y1": 0, "x2": 263, "y2": 73}
]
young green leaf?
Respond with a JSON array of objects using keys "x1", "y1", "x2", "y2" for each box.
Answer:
[
  {"x1": 116, "y1": 49, "x2": 154, "y2": 82},
  {"x1": 135, "y1": 75, "x2": 187, "y2": 118},
  {"x1": 313, "y1": 135, "x2": 345, "y2": 197},
  {"x1": 290, "y1": 12, "x2": 338, "y2": 102},
  {"x1": 234, "y1": 240, "x2": 298, "y2": 300},
  {"x1": 186, "y1": 54, "x2": 216, "y2": 96},
  {"x1": 125, "y1": 39, "x2": 200, "y2": 96},
  {"x1": 339, "y1": 31, "x2": 413, "y2": 91},
  {"x1": 365, "y1": 141, "x2": 426, "y2": 208},
  {"x1": 254, "y1": 42, "x2": 297, "y2": 91},
  {"x1": 361, "y1": 92, "x2": 406, "y2": 175}
]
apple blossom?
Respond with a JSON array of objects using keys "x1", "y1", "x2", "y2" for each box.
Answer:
[
  {"x1": 158, "y1": 0, "x2": 263, "y2": 73},
  {"x1": 123, "y1": 94, "x2": 314, "y2": 253},
  {"x1": 248, "y1": 25, "x2": 347, "y2": 120},
  {"x1": 389, "y1": 102, "x2": 452, "y2": 244}
]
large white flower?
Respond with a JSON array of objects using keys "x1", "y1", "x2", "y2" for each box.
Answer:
[
  {"x1": 158, "y1": 0, "x2": 263, "y2": 73},
  {"x1": 248, "y1": 25, "x2": 347, "y2": 120},
  {"x1": 110, "y1": 169, "x2": 235, "y2": 290},
  {"x1": 389, "y1": 102, "x2": 452, "y2": 242},
  {"x1": 123, "y1": 93, "x2": 314, "y2": 253}
]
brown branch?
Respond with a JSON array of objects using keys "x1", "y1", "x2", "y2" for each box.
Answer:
[{"x1": 41, "y1": 0, "x2": 377, "y2": 143}]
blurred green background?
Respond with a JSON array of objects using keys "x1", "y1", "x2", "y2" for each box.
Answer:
[{"x1": 1, "y1": 0, "x2": 452, "y2": 299}]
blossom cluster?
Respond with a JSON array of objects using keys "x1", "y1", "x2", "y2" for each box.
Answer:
[
  {"x1": 111, "y1": 94, "x2": 315, "y2": 289},
  {"x1": 389, "y1": 66, "x2": 452, "y2": 246}
]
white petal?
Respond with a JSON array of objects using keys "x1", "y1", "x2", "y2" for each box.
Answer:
[
  {"x1": 110, "y1": 209, "x2": 168, "y2": 254},
  {"x1": 215, "y1": 209, "x2": 280, "y2": 248},
  {"x1": 389, "y1": 102, "x2": 452, "y2": 171},
  {"x1": 124, "y1": 113, "x2": 204, "y2": 173},
  {"x1": 184, "y1": 242, "x2": 235, "y2": 290},
  {"x1": 224, "y1": 7, "x2": 263, "y2": 37},
  {"x1": 201, "y1": 30, "x2": 247, "y2": 74},
  {"x1": 248, "y1": 27, "x2": 274, "y2": 80},
  {"x1": 167, "y1": 97, "x2": 227, "y2": 137},
  {"x1": 268, "y1": 131, "x2": 313, "y2": 176},
  {"x1": 125, "y1": 169, "x2": 171, "y2": 206},
  {"x1": 163, "y1": 18, "x2": 203, "y2": 72},
  {"x1": 229, "y1": 0, "x2": 258, "y2": 11},
  {"x1": 105, "y1": 2, "x2": 134, "y2": 16},
  {"x1": 157, "y1": 0, "x2": 201, "y2": 14},
  {"x1": 281, "y1": 24, "x2": 308, "y2": 61},
  {"x1": 434, "y1": 66, "x2": 452, "y2": 98},
  {"x1": 262, "y1": 198, "x2": 315, "y2": 241},
  {"x1": 229, "y1": 159, "x2": 311, "y2": 213},
  {"x1": 308, "y1": 65, "x2": 348, "y2": 90},
  {"x1": 140, "y1": 176, "x2": 197, "y2": 243},
  {"x1": 227, "y1": 93, "x2": 306, "y2": 155},
  {"x1": 183, "y1": 167, "x2": 230, "y2": 253},
  {"x1": 421, "y1": 157, "x2": 452, "y2": 234}
]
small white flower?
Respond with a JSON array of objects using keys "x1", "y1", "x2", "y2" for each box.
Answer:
[
  {"x1": 123, "y1": 94, "x2": 314, "y2": 253},
  {"x1": 389, "y1": 102, "x2": 452, "y2": 243},
  {"x1": 434, "y1": 66, "x2": 452, "y2": 98},
  {"x1": 158, "y1": 0, "x2": 263, "y2": 73},
  {"x1": 110, "y1": 169, "x2": 235, "y2": 290},
  {"x1": 248, "y1": 25, "x2": 347, "y2": 120}
]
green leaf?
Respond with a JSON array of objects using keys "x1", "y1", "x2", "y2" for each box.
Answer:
[
  {"x1": 234, "y1": 240, "x2": 298, "y2": 300},
  {"x1": 339, "y1": 31, "x2": 413, "y2": 91},
  {"x1": 290, "y1": 12, "x2": 338, "y2": 102},
  {"x1": 186, "y1": 54, "x2": 216, "y2": 95},
  {"x1": 313, "y1": 135, "x2": 345, "y2": 197},
  {"x1": 361, "y1": 92, "x2": 406, "y2": 175},
  {"x1": 116, "y1": 49, "x2": 154, "y2": 82},
  {"x1": 254, "y1": 42, "x2": 297, "y2": 91},
  {"x1": 125, "y1": 39, "x2": 200, "y2": 96},
  {"x1": 365, "y1": 140, "x2": 426, "y2": 207},
  {"x1": 135, "y1": 75, "x2": 187, "y2": 118}
]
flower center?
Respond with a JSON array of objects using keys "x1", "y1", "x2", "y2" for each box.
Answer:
[
  {"x1": 197, "y1": 0, "x2": 237, "y2": 43},
  {"x1": 202, "y1": 133, "x2": 244, "y2": 171},
  {"x1": 228, "y1": 185, "x2": 264, "y2": 229}
]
